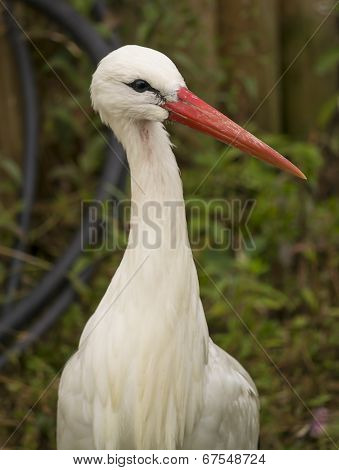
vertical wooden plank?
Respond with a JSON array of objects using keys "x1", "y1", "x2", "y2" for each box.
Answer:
[
  {"x1": 280, "y1": 0, "x2": 337, "y2": 137},
  {"x1": 217, "y1": 0, "x2": 282, "y2": 132}
]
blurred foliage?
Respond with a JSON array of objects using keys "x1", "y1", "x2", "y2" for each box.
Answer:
[{"x1": 0, "y1": 0, "x2": 338, "y2": 451}]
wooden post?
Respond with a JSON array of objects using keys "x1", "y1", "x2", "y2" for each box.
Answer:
[
  {"x1": 280, "y1": 0, "x2": 338, "y2": 137},
  {"x1": 217, "y1": 0, "x2": 282, "y2": 132}
]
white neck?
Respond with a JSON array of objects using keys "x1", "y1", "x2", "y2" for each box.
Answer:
[
  {"x1": 113, "y1": 118, "x2": 191, "y2": 260},
  {"x1": 114, "y1": 119, "x2": 184, "y2": 201},
  {"x1": 86, "y1": 118, "x2": 209, "y2": 449}
]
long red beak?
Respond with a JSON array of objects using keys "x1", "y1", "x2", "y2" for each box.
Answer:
[{"x1": 164, "y1": 87, "x2": 306, "y2": 179}]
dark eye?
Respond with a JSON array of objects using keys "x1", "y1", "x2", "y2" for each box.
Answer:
[{"x1": 128, "y1": 79, "x2": 152, "y2": 93}]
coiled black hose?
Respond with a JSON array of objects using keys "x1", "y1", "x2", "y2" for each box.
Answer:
[
  {"x1": 2, "y1": 1, "x2": 39, "y2": 313},
  {"x1": 0, "y1": 0, "x2": 127, "y2": 365}
]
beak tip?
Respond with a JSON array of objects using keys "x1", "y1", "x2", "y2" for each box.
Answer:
[{"x1": 297, "y1": 170, "x2": 307, "y2": 180}]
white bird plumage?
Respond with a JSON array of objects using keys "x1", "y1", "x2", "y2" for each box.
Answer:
[{"x1": 57, "y1": 45, "x2": 259, "y2": 450}]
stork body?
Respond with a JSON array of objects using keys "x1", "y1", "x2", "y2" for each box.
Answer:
[{"x1": 57, "y1": 46, "x2": 304, "y2": 450}]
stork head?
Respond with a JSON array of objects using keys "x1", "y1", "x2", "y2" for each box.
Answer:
[
  {"x1": 91, "y1": 45, "x2": 184, "y2": 123},
  {"x1": 91, "y1": 45, "x2": 306, "y2": 179}
]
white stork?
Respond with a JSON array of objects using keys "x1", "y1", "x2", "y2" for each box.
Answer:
[{"x1": 57, "y1": 45, "x2": 305, "y2": 450}]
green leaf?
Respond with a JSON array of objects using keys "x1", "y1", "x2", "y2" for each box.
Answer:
[
  {"x1": 0, "y1": 158, "x2": 22, "y2": 185},
  {"x1": 315, "y1": 47, "x2": 339, "y2": 75}
]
